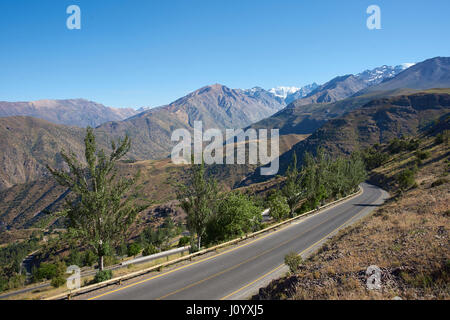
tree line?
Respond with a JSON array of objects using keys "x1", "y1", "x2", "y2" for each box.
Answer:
[{"x1": 8, "y1": 129, "x2": 366, "y2": 287}]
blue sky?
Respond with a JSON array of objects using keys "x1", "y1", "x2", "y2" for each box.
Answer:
[{"x1": 0, "y1": 0, "x2": 449, "y2": 108}]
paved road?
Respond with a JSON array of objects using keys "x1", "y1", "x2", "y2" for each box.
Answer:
[{"x1": 87, "y1": 183, "x2": 389, "y2": 300}]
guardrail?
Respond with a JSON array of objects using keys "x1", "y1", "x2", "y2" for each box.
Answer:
[
  {"x1": 121, "y1": 246, "x2": 191, "y2": 266},
  {"x1": 45, "y1": 186, "x2": 363, "y2": 300}
]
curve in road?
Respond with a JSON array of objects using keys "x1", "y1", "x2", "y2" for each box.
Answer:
[{"x1": 86, "y1": 183, "x2": 388, "y2": 300}]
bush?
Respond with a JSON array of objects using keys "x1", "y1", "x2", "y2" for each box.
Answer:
[
  {"x1": 93, "y1": 270, "x2": 112, "y2": 283},
  {"x1": 431, "y1": 178, "x2": 448, "y2": 188},
  {"x1": 142, "y1": 244, "x2": 159, "y2": 256},
  {"x1": 435, "y1": 131, "x2": 449, "y2": 144},
  {"x1": 177, "y1": 236, "x2": 190, "y2": 247},
  {"x1": 267, "y1": 192, "x2": 290, "y2": 222},
  {"x1": 51, "y1": 275, "x2": 66, "y2": 288},
  {"x1": 204, "y1": 192, "x2": 262, "y2": 245},
  {"x1": 83, "y1": 250, "x2": 97, "y2": 267},
  {"x1": 67, "y1": 249, "x2": 82, "y2": 267},
  {"x1": 416, "y1": 150, "x2": 430, "y2": 161},
  {"x1": 284, "y1": 252, "x2": 303, "y2": 274},
  {"x1": 397, "y1": 169, "x2": 416, "y2": 191},
  {"x1": 189, "y1": 238, "x2": 199, "y2": 253},
  {"x1": 127, "y1": 243, "x2": 142, "y2": 257},
  {"x1": 35, "y1": 262, "x2": 65, "y2": 281}
]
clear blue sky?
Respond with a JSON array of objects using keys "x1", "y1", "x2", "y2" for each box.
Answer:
[{"x1": 0, "y1": 0, "x2": 449, "y2": 108}]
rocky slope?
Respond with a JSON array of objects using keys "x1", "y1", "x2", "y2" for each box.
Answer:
[
  {"x1": 242, "y1": 91, "x2": 450, "y2": 185},
  {"x1": 0, "y1": 99, "x2": 137, "y2": 128},
  {"x1": 97, "y1": 84, "x2": 285, "y2": 159}
]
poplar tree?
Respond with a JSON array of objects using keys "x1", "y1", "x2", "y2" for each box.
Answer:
[
  {"x1": 176, "y1": 160, "x2": 219, "y2": 250},
  {"x1": 47, "y1": 127, "x2": 149, "y2": 271},
  {"x1": 282, "y1": 152, "x2": 302, "y2": 217}
]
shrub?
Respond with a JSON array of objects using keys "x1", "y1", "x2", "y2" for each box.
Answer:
[
  {"x1": 284, "y1": 252, "x2": 303, "y2": 274},
  {"x1": 83, "y1": 250, "x2": 97, "y2": 267},
  {"x1": 435, "y1": 131, "x2": 449, "y2": 144},
  {"x1": 35, "y1": 262, "x2": 65, "y2": 281},
  {"x1": 415, "y1": 150, "x2": 430, "y2": 161},
  {"x1": 93, "y1": 270, "x2": 112, "y2": 283},
  {"x1": 397, "y1": 169, "x2": 416, "y2": 191},
  {"x1": 268, "y1": 192, "x2": 290, "y2": 222},
  {"x1": 127, "y1": 243, "x2": 142, "y2": 257},
  {"x1": 177, "y1": 236, "x2": 190, "y2": 247},
  {"x1": 142, "y1": 244, "x2": 159, "y2": 256},
  {"x1": 67, "y1": 249, "x2": 82, "y2": 267},
  {"x1": 431, "y1": 178, "x2": 448, "y2": 188},
  {"x1": 51, "y1": 275, "x2": 66, "y2": 288}
]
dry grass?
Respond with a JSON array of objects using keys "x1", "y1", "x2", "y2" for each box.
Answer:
[{"x1": 255, "y1": 136, "x2": 449, "y2": 300}]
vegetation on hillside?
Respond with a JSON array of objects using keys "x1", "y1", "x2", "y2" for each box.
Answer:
[
  {"x1": 46, "y1": 128, "x2": 150, "y2": 273},
  {"x1": 254, "y1": 120, "x2": 449, "y2": 300}
]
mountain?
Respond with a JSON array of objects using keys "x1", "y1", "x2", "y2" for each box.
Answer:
[
  {"x1": 268, "y1": 84, "x2": 319, "y2": 104},
  {"x1": 240, "y1": 87, "x2": 286, "y2": 107},
  {"x1": 284, "y1": 84, "x2": 320, "y2": 104},
  {"x1": 0, "y1": 116, "x2": 91, "y2": 190},
  {"x1": 0, "y1": 99, "x2": 138, "y2": 128},
  {"x1": 249, "y1": 88, "x2": 419, "y2": 135},
  {"x1": 291, "y1": 74, "x2": 368, "y2": 106},
  {"x1": 279, "y1": 91, "x2": 450, "y2": 174},
  {"x1": 0, "y1": 84, "x2": 285, "y2": 190},
  {"x1": 356, "y1": 64, "x2": 415, "y2": 85},
  {"x1": 363, "y1": 57, "x2": 450, "y2": 93},
  {"x1": 249, "y1": 58, "x2": 445, "y2": 136},
  {"x1": 97, "y1": 84, "x2": 285, "y2": 159},
  {"x1": 242, "y1": 91, "x2": 450, "y2": 186},
  {"x1": 290, "y1": 64, "x2": 413, "y2": 107}
]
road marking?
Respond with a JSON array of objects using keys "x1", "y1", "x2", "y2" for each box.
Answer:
[
  {"x1": 220, "y1": 195, "x2": 380, "y2": 300},
  {"x1": 88, "y1": 188, "x2": 366, "y2": 300},
  {"x1": 88, "y1": 214, "x2": 309, "y2": 300},
  {"x1": 154, "y1": 208, "x2": 349, "y2": 300}
]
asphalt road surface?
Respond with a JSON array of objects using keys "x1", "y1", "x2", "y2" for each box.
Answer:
[{"x1": 87, "y1": 183, "x2": 389, "y2": 300}]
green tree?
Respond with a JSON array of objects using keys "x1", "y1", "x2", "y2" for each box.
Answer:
[
  {"x1": 205, "y1": 192, "x2": 261, "y2": 244},
  {"x1": 127, "y1": 243, "x2": 142, "y2": 258},
  {"x1": 47, "y1": 127, "x2": 150, "y2": 271},
  {"x1": 176, "y1": 160, "x2": 219, "y2": 250},
  {"x1": 397, "y1": 168, "x2": 416, "y2": 191},
  {"x1": 282, "y1": 152, "x2": 302, "y2": 218},
  {"x1": 268, "y1": 191, "x2": 290, "y2": 222}
]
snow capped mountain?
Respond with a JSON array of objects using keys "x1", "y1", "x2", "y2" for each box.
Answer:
[
  {"x1": 356, "y1": 63, "x2": 415, "y2": 85},
  {"x1": 268, "y1": 86, "x2": 302, "y2": 99},
  {"x1": 267, "y1": 83, "x2": 319, "y2": 104}
]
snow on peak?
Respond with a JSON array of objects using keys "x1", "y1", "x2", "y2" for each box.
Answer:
[{"x1": 268, "y1": 86, "x2": 301, "y2": 99}]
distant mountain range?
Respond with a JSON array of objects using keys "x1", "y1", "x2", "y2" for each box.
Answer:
[
  {"x1": 1, "y1": 56, "x2": 449, "y2": 233},
  {"x1": 241, "y1": 90, "x2": 450, "y2": 186},
  {"x1": 250, "y1": 57, "x2": 449, "y2": 135},
  {"x1": 362, "y1": 57, "x2": 450, "y2": 93},
  {"x1": 97, "y1": 84, "x2": 285, "y2": 159},
  {"x1": 289, "y1": 63, "x2": 413, "y2": 107},
  {"x1": 0, "y1": 56, "x2": 448, "y2": 193},
  {"x1": 0, "y1": 99, "x2": 137, "y2": 128}
]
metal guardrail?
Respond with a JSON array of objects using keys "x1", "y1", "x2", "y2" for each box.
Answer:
[
  {"x1": 45, "y1": 186, "x2": 363, "y2": 300},
  {"x1": 120, "y1": 246, "x2": 191, "y2": 266}
]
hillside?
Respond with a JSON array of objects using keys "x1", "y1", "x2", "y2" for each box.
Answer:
[
  {"x1": 242, "y1": 91, "x2": 450, "y2": 185},
  {"x1": 288, "y1": 63, "x2": 411, "y2": 107},
  {"x1": 363, "y1": 57, "x2": 450, "y2": 94},
  {"x1": 253, "y1": 123, "x2": 450, "y2": 300},
  {"x1": 0, "y1": 133, "x2": 307, "y2": 236},
  {"x1": 0, "y1": 99, "x2": 137, "y2": 128},
  {"x1": 292, "y1": 75, "x2": 369, "y2": 106},
  {"x1": 0, "y1": 117, "x2": 95, "y2": 190},
  {"x1": 97, "y1": 84, "x2": 285, "y2": 159}
]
